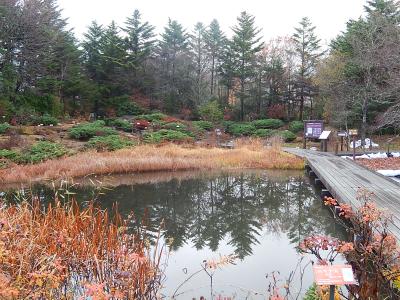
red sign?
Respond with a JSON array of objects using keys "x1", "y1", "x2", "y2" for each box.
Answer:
[{"x1": 313, "y1": 265, "x2": 357, "y2": 285}]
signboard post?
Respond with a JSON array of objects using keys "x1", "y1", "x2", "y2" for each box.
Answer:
[
  {"x1": 303, "y1": 120, "x2": 324, "y2": 149},
  {"x1": 337, "y1": 131, "x2": 348, "y2": 152},
  {"x1": 349, "y1": 129, "x2": 359, "y2": 160},
  {"x1": 319, "y1": 131, "x2": 331, "y2": 152},
  {"x1": 313, "y1": 264, "x2": 357, "y2": 300}
]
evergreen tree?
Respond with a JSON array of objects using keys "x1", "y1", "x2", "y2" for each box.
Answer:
[
  {"x1": 190, "y1": 22, "x2": 209, "y2": 105},
  {"x1": 123, "y1": 9, "x2": 156, "y2": 89},
  {"x1": 157, "y1": 19, "x2": 191, "y2": 112},
  {"x1": 218, "y1": 41, "x2": 236, "y2": 107},
  {"x1": 204, "y1": 19, "x2": 225, "y2": 96},
  {"x1": 231, "y1": 11, "x2": 263, "y2": 121},
  {"x1": 292, "y1": 17, "x2": 321, "y2": 120}
]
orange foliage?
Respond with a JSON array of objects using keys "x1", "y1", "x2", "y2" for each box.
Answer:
[{"x1": 0, "y1": 199, "x2": 163, "y2": 299}]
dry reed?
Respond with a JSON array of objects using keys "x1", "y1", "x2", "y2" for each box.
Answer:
[
  {"x1": 0, "y1": 139, "x2": 304, "y2": 184},
  {"x1": 0, "y1": 199, "x2": 164, "y2": 299}
]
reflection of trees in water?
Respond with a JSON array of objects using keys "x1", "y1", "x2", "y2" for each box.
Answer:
[{"x1": 15, "y1": 172, "x2": 344, "y2": 259}]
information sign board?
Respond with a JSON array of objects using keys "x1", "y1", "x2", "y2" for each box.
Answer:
[
  {"x1": 304, "y1": 121, "x2": 324, "y2": 139},
  {"x1": 313, "y1": 265, "x2": 357, "y2": 286}
]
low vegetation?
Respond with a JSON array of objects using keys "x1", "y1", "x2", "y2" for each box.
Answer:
[
  {"x1": 0, "y1": 141, "x2": 67, "y2": 164},
  {"x1": 143, "y1": 129, "x2": 194, "y2": 143},
  {"x1": 0, "y1": 122, "x2": 11, "y2": 134},
  {"x1": 105, "y1": 118, "x2": 132, "y2": 132},
  {"x1": 69, "y1": 120, "x2": 118, "y2": 140},
  {"x1": 0, "y1": 198, "x2": 163, "y2": 299},
  {"x1": 289, "y1": 120, "x2": 304, "y2": 133},
  {"x1": 135, "y1": 112, "x2": 167, "y2": 122},
  {"x1": 86, "y1": 135, "x2": 135, "y2": 151},
  {"x1": 192, "y1": 120, "x2": 213, "y2": 131},
  {"x1": 251, "y1": 118, "x2": 284, "y2": 129},
  {"x1": 0, "y1": 139, "x2": 304, "y2": 184}
]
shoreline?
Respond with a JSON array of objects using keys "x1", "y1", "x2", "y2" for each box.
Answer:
[{"x1": 0, "y1": 142, "x2": 304, "y2": 185}]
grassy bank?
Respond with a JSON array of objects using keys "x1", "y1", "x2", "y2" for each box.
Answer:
[{"x1": 0, "y1": 139, "x2": 304, "y2": 184}]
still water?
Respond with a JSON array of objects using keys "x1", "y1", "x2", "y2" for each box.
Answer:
[{"x1": 1, "y1": 170, "x2": 345, "y2": 299}]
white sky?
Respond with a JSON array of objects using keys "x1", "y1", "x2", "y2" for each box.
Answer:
[{"x1": 58, "y1": 0, "x2": 367, "y2": 46}]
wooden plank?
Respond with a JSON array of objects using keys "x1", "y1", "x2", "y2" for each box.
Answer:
[{"x1": 284, "y1": 148, "x2": 400, "y2": 241}]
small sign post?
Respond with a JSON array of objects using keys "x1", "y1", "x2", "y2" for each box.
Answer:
[
  {"x1": 349, "y1": 129, "x2": 359, "y2": 160},
  {"x1": 303, "y1": 120, "x2": 324, "y2": 149},
  {"x1": 337, "y1": 131, "x2": 348, "y2": 152},
  {"x1": 313, "y1": 265, "x2": 357, "y2": 300},
  {"x1": 319, "y1": 131, "x2": 331, "y2": 152}
]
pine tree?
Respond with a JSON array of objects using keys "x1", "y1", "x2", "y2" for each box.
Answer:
[
  {"x1": 190, "y1": 22, "x2": 209, "y2": 105},
  {"x1": 123, "y1": 9, "x2": 156, "y2": 88},
  {"x1": 157, "y1": 19, "x2": 190, "y2": 112},
  {"x1": 231, "y1": 11, "x2": 263, "y2": 121},
  {"x1": 204, "y1": 19, "x2": 225, "y2": 96},
  {"x1": 218, "y1": 41, "x2": 237, "y2": 107},
  {"x1": 364, "y1": 0, "x2": 400, "y2": 22},
  {"x1": 292, "y1": 17, "x2": 321, "y2": 120}
]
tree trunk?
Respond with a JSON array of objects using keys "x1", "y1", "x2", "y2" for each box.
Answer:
[
  {"x1": 210, "y1": 55, "x2": 215, "y2": 95},
  {"x1": 361, "y1": 99, "x2": 368, "y2": 148},
  {"x1": 240, "y1": 80, "x2": 245, "y2": 121}
]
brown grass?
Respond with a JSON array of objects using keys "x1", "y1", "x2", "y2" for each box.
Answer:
[
  {"x1": 0, "y1": 139, "x2": 304, "y2": 184},
  {"x1": 0, "y1": 199, "x2": 163, "y2": 299}
]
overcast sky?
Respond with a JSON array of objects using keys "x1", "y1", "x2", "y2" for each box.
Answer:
[{"x1": 58, "y1": 0, "x2": 367, "y2": 46}]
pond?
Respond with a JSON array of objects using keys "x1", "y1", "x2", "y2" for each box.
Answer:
[{"x1": 0, "y1": 170, "x2": 346, "y2": 299}]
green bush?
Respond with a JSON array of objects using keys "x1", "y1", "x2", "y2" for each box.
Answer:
[
  {"x1": 251, "y1": 119, "x2": 284, "y2": 129},
  {"x1": 0, "y1": 149, "x2": 20, "y2": 160},
  {"x1": 226, "y1": 123, "x2": 256, "y2": 136},
  {"x1": 86, "y1": 135, "x2": 134, "y2": 151},
  {"x1": 22, "y1": 141, "x2": 68, "y2": 163},
  {"x1": 198, "y1": 100, "x2": 223, "y2": 122},
  {"x1": 163, "y1": 122, "x2": 187, "y2": 130},
  {"x1": 33, "y1": 114, "x2": 59, "y2": 126},
  {"x1": 143, "y1": 129, "x2": 194, "y2": 143},
  {"x1": 106, "y1": 118, "x2": 132, "y2": 132},
  {"x1": 116, "y1": 100, "x2": 144, "y2": 116},
  {"x1": 69, "y1": 121, "x2": 117, "y2": 140},
  {"x1": 289, "y1": 121, "x2": 304, "y2": 133},
  {"x1": 136, "y1": 113, "x2": 167, "y2": 122},
  {"x1": 0, "y1": 142, "x2": 67, "y2": 164},
  {"x1": 274, "y1": 130, "x2": 297, "y2": 142},
  {"x1": 192, "y1": 121, "x2": 213, "y2": 131},
  {"x1": 252, "y1": 128, "x2": 274, "y2": 138},
  {"x1": 0, "y1": 122, "x2": 11, "y2": 134}
]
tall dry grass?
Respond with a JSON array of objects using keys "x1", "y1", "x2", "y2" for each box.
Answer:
[
  {"x1": 0, "y1": 139, "x2": 304, "y2": 184},
  {"x1": 0, "y1": 199, "x2": 164, "y2": 299}
]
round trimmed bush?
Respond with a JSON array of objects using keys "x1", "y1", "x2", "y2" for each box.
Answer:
[
  {"x1": 275, "y1": 130, "x2": 297, "y2": 142},
  {"x1": 252, "y1": 129, "x2": 274, "y2": 138},
  {"x1": 86, "y1": 135, "x2": 134, "y2": 151},
  {"x1": 289, "y1": 121, "x2": 304, "y2": 133},
  {"x1": 252, "y1": 119, "x2": 284, "y2": 129}
]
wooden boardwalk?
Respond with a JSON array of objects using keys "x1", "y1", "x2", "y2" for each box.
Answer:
[{"x1": 284, "y1": 148, "x2": 400, "y2": 240}]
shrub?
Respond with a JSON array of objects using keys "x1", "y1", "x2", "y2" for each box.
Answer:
[
  {"x1": 252, "y1": 119, "x2": 284, "y2": 129},
  {"x1": 0, "y1": 122, "x2": 11, "y2": 134},
  {"x1": 226, "y1": 123, "x2": 256, "y2": 136},
  {"x1": 0, "y1": 149, "x2": 20, "y2": 161},
  {"x1": 116, "y1": 100, "x2": 144, "y2": 116},
  {"x1": 69, "y1": 121, "x2": 117, "y2": 140},
  {"x1": 22, "y1": 141, "x2": 68, "y2": 163},
  {"x1": 136, "y1": 113, "x2": 167, "y2": 122},
  {"x1": 192, "y1": 120, "x2": 213, "y2": 131},
  {"x1": 199, "y1": 100, "x2": 223, "y2": 122},
  {"x1": 32, "y1": 114, "x2": 59, "y2": 126},
  {"x1": 163, "y1": 122, "x2": 187, "y2": 131},
  {"x1": 143, "y1": 129, "x2": 194, "y2": 143},
  {"x1": 252, "y1": 128, "x2": 274, "y2": 138},
  {"x1": 106, "y1": 118, "x2": 132, "y2": 132},
  {"x1": 274, "y1": 130, "x2": 296, "y2": 142},
  {"x1": 289, "y1": 121, "x2": 304, "y2": 133},
  {"x1": 86, "y1": 135, "x2": 134, "y2": 151}
]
